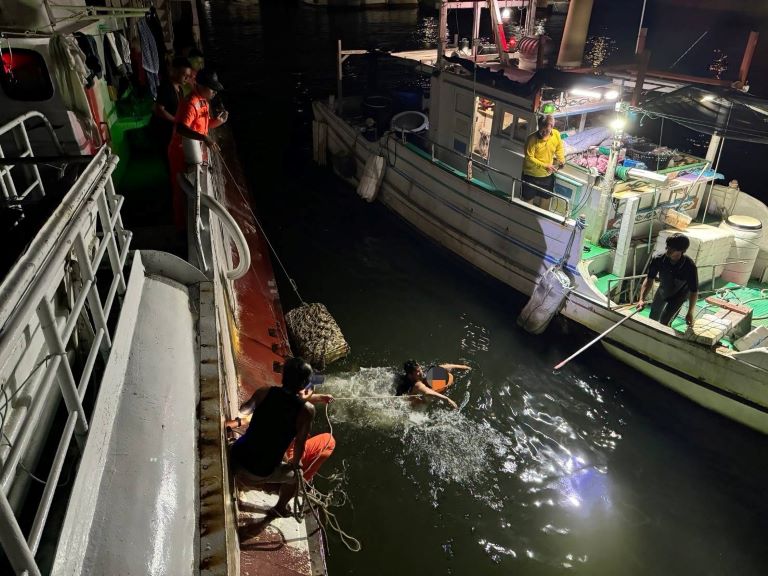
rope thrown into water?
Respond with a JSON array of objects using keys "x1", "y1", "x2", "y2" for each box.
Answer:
[{"x1": 214, "y1": 148, "x2": 306, "y2": 305}]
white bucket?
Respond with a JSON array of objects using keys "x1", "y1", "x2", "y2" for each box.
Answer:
[{"x1": 719, "y1": 215, "x2": 763, "y2": 284}]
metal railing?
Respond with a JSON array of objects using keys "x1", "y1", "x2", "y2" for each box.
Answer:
[
  {"x1": 0, "y1": 145, "x2": 131, "y2": 575},
  {"x1": 0, "y1": 111, "x2": 64, "y2": 205},
  {"x1": 395, "y1": 131, "x2": 574, "y2": 217}
]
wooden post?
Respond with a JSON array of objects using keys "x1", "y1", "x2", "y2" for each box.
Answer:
[
  {"x1": 738, "y1": 31, "x2": 759, "y2": 86},
  {"x1": 438, "y1": 1, "x2": 448, "y2": 63},
  {"x1": 472, "y1": 0, "x2": 481, "y2": 60},
  {"x1": 632, "y1": 50, "x2": 650, "y2": 107},
  {"x1": 336, "y1": 39, "x2": 343, "y2": 116},
  {"x1": 635, "y1": 27, "x2": 647, "y2": 55}
]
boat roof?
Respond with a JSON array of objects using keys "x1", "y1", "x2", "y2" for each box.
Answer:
[{"x1": 642, "y1": 85, "x2": 768, "y2": 144}]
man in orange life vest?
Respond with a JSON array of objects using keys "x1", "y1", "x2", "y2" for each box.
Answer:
[{"x1": 168, "y1": 67, "x2": 229, "y2": 230}]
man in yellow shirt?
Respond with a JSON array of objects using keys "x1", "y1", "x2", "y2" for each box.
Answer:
[{"x1": 522, "y1": 115, "x2": 565, "y2": 207}]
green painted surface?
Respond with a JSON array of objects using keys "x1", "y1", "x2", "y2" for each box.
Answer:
[
  {"x1": 594, "y1": 272, "x2": 620, "y2": 296},
  {"x1": 581, "y1": 240, "x2": 612, "y2": 261}
]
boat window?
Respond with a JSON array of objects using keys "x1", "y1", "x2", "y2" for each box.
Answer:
[
  {"x1": 499, "y1": 110, "x2": 529, "y2": 144},
  {"x1": 1, "y1": 49, "x2": 54, "y2": 102},
  {"x1": 473, "y1": 98, "x2": 493, "y2": 159}
]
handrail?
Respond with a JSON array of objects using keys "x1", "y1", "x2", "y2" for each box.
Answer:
[
  {"x1": 0, "y1": 111, "x2": 64, "y2": 205},
  {"x1": 397, "y1": 131, "x2": 575, "y2": 217},
  {"x1": 0, "y1": 142, "x2": 130, "y2": 575}
]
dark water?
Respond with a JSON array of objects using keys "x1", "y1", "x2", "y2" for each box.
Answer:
[{"x1": 202, "y1": 2, "x2": 768, "y2": 574}]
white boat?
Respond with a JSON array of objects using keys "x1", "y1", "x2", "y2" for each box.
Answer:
[
  {"x1": 0, "y1": 2, "x2": 326, "y2": 574},
  {"x1": 312, "y1": 1, "x2": 768, "y2": 433}
]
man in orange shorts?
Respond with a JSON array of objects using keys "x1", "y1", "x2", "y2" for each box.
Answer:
[
  {"x1": 167, "y1": 67, "x2": 229, "y2": 231},
  {"x1": 229, "y1": 357, "x2": 335, "y2": 517}
]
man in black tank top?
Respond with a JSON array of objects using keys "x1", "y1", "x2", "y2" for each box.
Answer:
[{"x1": 230, "y1": 357, "x2": 335, "y2": 517}]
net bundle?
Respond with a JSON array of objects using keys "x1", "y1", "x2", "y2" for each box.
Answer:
[{"x1": 285, "y1": 303, "x2": 350, "y2": 370}]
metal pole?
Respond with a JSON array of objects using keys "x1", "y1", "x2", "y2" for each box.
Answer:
[
  {"x1": 0, "y1": 491, "x2": 42, "y2": 576},
  {"x1": 336, "y1": 40, "x2": 343, "y2": 116}
]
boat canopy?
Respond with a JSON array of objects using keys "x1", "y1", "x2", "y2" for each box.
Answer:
[{"x1": 641, "y1": 85, "x2": 768, "y2": 144}]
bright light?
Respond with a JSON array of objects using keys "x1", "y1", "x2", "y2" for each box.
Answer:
[
  {"x1": 604, "y1": 89, "x2": 619, "y2": 100},
  {"x1": 701, "y1": 94, "x2": 715, "y2": 102},
  {"x1": 570, "y1": 88, "x2": 602, "y2": 99},
  {"x1": 610, "y1": 118, "x2": 626, "y2": 131},
  {"x1": 502, "y1": 8, "x2": 511, "y2": 19}
]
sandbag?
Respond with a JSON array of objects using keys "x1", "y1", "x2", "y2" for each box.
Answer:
[
  {"x1": 285, "y1": 303, "x2": 350, "y2": 370},
  {"x1": 517, "y1": 267, "x2": 573, "y2": 335}
]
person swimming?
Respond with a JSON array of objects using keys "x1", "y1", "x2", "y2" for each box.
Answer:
[{"x1": 395, "y1": 360, "x2": 470, "y2": 410}]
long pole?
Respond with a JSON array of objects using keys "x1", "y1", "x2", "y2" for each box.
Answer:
[{"x1": 553, "y1": 310, "x2": 640, "y2": 370}]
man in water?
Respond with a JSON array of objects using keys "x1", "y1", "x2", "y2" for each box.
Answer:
[
  {"x1": 229, "y1": 357, "x2": 334, "y2": 518},
  {"x1": 522, "y1": 114, "x2": 565, "y2": 208},
  {"x1": 637, "y1": 233, "x2": 699, "y2": 326},
  {"x1": 395, "y1": 360, "x2": 470, "y2": 410}
]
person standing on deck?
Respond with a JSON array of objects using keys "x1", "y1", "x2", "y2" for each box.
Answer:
[
  {"x1": 522, "y1": 114, "x2": 565, "y2": 208},
  {"x1": 152, "y1": 57, "x2": 192, "y2": 151},
  {"x1": 636, "y1": 233, "x2": 699, "y2": 327},
  {"x1": 229, "y1": 357, "x2": 335, "y2": 518},
  {"x1": 395, "y1": 360, "x2": 469, "y2": 410},
  {"x1": 167, "y1": 68, "x2": 228, "y2": 231}
]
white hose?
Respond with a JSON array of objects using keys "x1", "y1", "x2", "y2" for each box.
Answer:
[{"x1": 200, "y1": 193, "x2": 251, "y2": 280}]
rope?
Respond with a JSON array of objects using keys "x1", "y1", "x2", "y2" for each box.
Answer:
[
  {"x1": 292, "y1": 403, "x2": 361, "y2": 553},
  {"x1": 214, "y1": 148, "x2": 306, "y2": 305}
]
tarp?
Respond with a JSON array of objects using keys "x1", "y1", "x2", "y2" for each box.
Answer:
[{"x1": 641, "y1": 85, "x2": 768, "y2": 144}]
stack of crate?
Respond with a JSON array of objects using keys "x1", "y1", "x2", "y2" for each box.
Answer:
[{"x1": 655, "y1": 224, "x2": 735, "y2": 286}]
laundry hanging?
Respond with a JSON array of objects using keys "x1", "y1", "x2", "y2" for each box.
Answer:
[
  {"x1": 49, "y1": 34, "x2": 98, "y2": 142},
  {"x1": 138, "y1": 17, "x2": 160, "y2": 99}
]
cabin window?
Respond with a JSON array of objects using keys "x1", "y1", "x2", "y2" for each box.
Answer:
[
  {"x1": 473, "y1": 97, "x2": 494, "y2": 159},
  {"x1": 499, "y1": 111, "x2": 529, "y2": 144},
  {"x1": 1, "y1": 49, "x2": 54, "y2": 101},
  {"x1": 453, "y1": 137, "x2": 467, "y2": 155}
]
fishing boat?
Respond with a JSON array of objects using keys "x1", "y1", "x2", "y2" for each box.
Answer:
[
  {"x1": 0, "y1": 1, "x2": 326, "y2": 574},
  {"x1": 312, "y1": 0, "x2": 768, "y2": 433}
]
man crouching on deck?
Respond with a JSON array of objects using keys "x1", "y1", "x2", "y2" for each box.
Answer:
[{"x1": 229, "y1": 357, "x2": 334, "y2": 518}]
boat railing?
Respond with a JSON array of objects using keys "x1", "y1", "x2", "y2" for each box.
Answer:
[
  {"x1": 0, "y1": 111, "x2": 65, "y2": 205},
  {"x1": 398, "y1": 131, "x2": 573, "y2": 218},
  {"x1": 606, "y1": 273, "x2": 648, "y2": 308},
  {"x1": 0, "y1": 146, "x2": 131, "y2": 575}
]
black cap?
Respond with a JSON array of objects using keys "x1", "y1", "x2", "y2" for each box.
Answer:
[{"x1": 197, "y1": 68, "x2": 224, "y2": 91}]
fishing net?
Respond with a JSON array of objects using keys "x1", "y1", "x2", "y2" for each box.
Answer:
[{"x1": 285, "y1": 303, "x2": 350, "y2": 370}]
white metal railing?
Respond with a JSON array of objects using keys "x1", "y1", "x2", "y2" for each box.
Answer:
[
  {"x1": 0, "y1": 145, "x2": 131, "y2": 575},
  {"x1": 0, "y1": 111, "x2": 64, "y2": 205}
]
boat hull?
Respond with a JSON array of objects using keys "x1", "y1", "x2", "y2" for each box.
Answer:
[{"x1": 313, "y1": 100, "x2": 768, "y2": 434}]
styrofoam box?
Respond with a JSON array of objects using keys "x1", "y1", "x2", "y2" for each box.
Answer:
[{"x1": 654, "y1": 225, "x2": 735, "y2": 286}]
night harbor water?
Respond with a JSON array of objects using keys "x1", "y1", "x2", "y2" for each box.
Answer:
[{"x1": 202, "y1": 2, "x2": 768, "y2": 574}]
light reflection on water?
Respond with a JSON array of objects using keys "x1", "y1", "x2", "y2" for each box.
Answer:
[{"x1": 319, "y1": 365, "x2": 624, "y2": 568}]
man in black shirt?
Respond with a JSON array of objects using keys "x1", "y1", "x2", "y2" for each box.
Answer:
[
  {"x1": 153, "y1": 56, "x2": 193, "y2": 149},
  {"x1": 637, "y1": 233, "x2": 699, "y2": 326},
  {"x1": 230, "y1": 357, "x2": 334, "y2": 517}
]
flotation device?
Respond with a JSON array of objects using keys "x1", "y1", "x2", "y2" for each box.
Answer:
[{"x1": 424, "y1": 365, "x2": 453, "y2": 394}]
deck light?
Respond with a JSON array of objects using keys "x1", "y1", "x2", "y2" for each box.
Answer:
[
  {"x1": 502, "y1": 8, "x2": 511, "y2": 19},
  {"x1": 610, "y1": 118, "x2": 626, "y2": 131},
  {"x1": 570, "y1": 88, "x2": 602, "y2": 99},
  {"x1": 604, "y1": 90, "x2": 619, "y2": 100}
]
